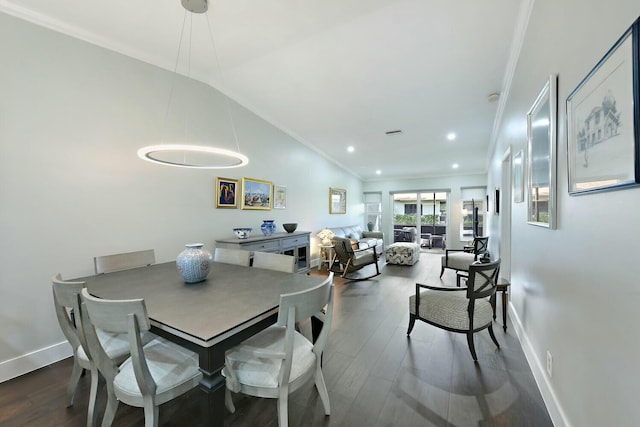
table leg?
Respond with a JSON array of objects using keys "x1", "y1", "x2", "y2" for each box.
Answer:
[{"x1": 502, "y1": 289, "x2": 508, "y2": 332}]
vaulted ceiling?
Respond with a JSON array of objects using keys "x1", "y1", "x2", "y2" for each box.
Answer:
[{"x1": 1, "y1": 0, "x2": 525, "y2": 180}]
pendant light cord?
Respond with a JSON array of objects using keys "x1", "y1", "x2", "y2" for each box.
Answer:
[{"x1": 205, "y1": 15, "x2": 242, "y2": 153}]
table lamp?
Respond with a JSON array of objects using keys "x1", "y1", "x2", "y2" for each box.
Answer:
[{"x1": 316, "y1": 228, "x2": 335, "y2": 246}]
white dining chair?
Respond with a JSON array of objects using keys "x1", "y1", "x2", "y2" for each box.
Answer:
[
  {"x1": 213, "y1": 247, "x2": 251, "y2": 266},
  {"x1": 252, "y1": 251, "x2": 296, "y2": 273},
  {"x1": 52, "y1": 274, "x2": 132, "y2": 427},
  {"x1": 222, "y1": 272, "x2": 335, "y2": 427},
  {"x1": 80, "y1": 288, "x2": 202, "y2": 427},
  {"x1": 94, "y1": 249, "x2": 155, "y2": 274}
]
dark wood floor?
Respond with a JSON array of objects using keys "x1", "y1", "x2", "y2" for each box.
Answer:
[{"x1": 0, "y1": 251, "x2": 553, "y2": 426}]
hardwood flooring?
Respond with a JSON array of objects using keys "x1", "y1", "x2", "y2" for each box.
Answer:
[{"x1": 0, "y1": 251, "x2": 553, "y2": 426}]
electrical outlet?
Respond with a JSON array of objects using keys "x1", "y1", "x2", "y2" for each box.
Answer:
[{"x1": 546, "y1": 351, "x2": 553, "y2": 377}]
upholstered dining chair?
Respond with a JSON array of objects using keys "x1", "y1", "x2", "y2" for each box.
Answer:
[
  {"x1": 213, "y1": 247, "x2": 251, "y2": 266},
  {"x1": 440, "y1": 236, "x2": 489, "y2": 279},
  {"x1": 408, "y1": 259, "x2": 501, "y2": 361},
  {"x1": 331, "y1": 236, "x2": 380, "y2": 280},
  {"x1": 222, "y1": 273, "x2": 335, "y2": 427},
  {"x1": 80, "y1": 288, "x2": 202, "y2": 427},
  {"x1": 94, "y1": 249, "x2": 155, "y2": 274},
  {"x1": 52, "y1": 274, "x2": 133, "y2": 427},
  {"x1": 252, "y1": 251, "x2": 296, "y2": 273}
]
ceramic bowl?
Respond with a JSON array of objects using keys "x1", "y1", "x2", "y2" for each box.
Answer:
[
  {"x1": 233, "y1": 228, "x2": 252, "y2": 239},
  {"x1": 282, "y1": 223, "x2": 298, "y2": 233}
]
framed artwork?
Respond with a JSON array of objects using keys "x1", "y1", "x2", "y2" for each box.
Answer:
[
  {"x1": 494, "y1": 188, "x2": 500, "y2": 215},
  {"x1": 241, "y1": 177, "x2": 272, "y2": 210},
  {"x1": 527, "y1": 74, "x2": 557, "y2": 229},
  {"x1": 273, "y1": 185, "x2": 287, "y2": 209},
  {"x1": 567, "y1": 18, "x2": 640, "y2": 195},
  {"x1": 215, "y1": 177, "x2": 238, "y2": 208},
  {"x1": 329, "y1": 187, "x2": 346, "y2": 214},
  {"x1": 513, "y1": 150, "x2": 524, "y2": 203}
]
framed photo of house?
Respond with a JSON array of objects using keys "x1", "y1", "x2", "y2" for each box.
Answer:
[
  {"x1": 566, "y1": 18, "x2": 640, "y2": 195},
  {"x1": 215, "y1": 177, "x2": 238, "y2": 208},
  {"x1": 512, "y1": 150, "x2": 524, "y2": 203},
  {"x1": 329, "y1": 187, "x2": 346, "y2": 214},
  {"x1": 527, "y1": 74, "x2": 557, "y2": 229},
  {"x1": 241, "y1": 177, "x2": 272, "y2": 210},
  {"x1": 273, "y1": 185, "x2": 287, "y2": 209}
]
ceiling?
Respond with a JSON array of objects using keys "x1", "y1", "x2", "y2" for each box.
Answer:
[{"x1": 1, "y1": 0, "x2": 525, "y2": 180}]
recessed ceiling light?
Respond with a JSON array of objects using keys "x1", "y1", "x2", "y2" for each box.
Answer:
[
  {"x1": 452, "y1": 163, "x2": 459, "y2": 169},
  {"x1": 447, "y1": 133, "x2": 456, "y2": 141},
  {"x1": 376, "y1": 170, "x2": 382, "y2": 175},
  {"x1": 347, "y1": 146, "x2": 355, "y2": 153}
]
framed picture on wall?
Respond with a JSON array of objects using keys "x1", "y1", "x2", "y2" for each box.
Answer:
[
  {"x1": 241, "y1": 177, "x2": 272, "y2": 210},
  {"x1": 273, "y1": 185, "x2": 287, "y2": 209},
  {"x1": 566, "y1": 17, "x2": 640, "y2": 195},
  {"x1": 215, "y1": 177, "x2": 238, "y2": 208},
  {"x1": 329, "y1": 187, "x2": 346, "y2": 214}
]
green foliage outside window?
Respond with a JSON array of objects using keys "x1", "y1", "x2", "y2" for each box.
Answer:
[{"x1": 394, "y1": 214, "x2": 440, "y2": 225}]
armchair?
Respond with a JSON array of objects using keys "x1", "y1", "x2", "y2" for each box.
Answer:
[
  {"x1": 331, "y1": 236, "x2": 381, "y2": 281},
  {"x1": 408, "y1": 259, "x2": 501, "y2": 361},
  {"x1": 440, "y1": 236, "x2": 489, "y2": 279}
]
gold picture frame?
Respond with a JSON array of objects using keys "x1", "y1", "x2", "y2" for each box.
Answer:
[
  {"x1": 215, "y1": 177, "x2": 238, "y2": 208},
  {"x1": 241, "y1": 177, "x2": 272, "y2": 210},
  {"x1": 329, "y1": 187, "x2": 346, "y2": 214}
]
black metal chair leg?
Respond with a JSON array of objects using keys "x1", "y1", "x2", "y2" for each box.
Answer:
[{"x1": 407, "y1": 315, "x2": 416, "y2": 336}]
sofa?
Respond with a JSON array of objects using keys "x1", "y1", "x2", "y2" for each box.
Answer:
[{"x1": 328, "y1": 225, "x2": 384, "y2": 254}]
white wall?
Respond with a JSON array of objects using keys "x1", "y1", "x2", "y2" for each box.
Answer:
[
  {"x1": 487, "y1": 1, "x2": 640, "y2": 426},
  {"x1": 0, "y1": 13, "x2": 364, "y2": 381},
  {"x1": 363, "y1": 174, "x2": 487, "y2": 249}
]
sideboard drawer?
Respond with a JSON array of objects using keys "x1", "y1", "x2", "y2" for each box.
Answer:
[
  {"x1": 282, "y1": 236, "x2": 309, "y2": 249},
  {"x1": 243, "y1": 240, "x2": 281, "y2": 252}
]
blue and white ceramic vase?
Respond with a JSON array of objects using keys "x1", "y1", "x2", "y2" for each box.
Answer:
[
  {"x1": 261, "y1": 220, "x2": 276, "y2": 236},
  {"x1": 176, "y1": 243, "x2": 213, "y2": 283}
]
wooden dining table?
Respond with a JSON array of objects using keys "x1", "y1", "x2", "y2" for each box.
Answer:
[{"x1": 77, "y1": 261, "x2": 327, "y2": 427}]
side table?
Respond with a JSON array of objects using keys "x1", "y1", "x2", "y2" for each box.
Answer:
[
  {"x1": 318, "y1": 244, "x2": 336, "y2": 271},
  {"x1": 495, "y1": 277, "x2": 511, "y2": 332}
]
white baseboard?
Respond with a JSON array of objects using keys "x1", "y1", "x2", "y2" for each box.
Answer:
[
  {"x1": 0, "y1": 341, "x2": 72, "y2": 383},
  {"x1": 508, "y1": 304, "x2": 570, "y2": 427}
]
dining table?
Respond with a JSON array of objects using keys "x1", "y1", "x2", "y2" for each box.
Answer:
[{"x1": 76, "y1": 261, "x2": 327, "y2": 427}]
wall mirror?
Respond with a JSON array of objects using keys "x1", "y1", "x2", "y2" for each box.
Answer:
[{"x1": 527, "y1": 75, "x2": 557, "y2": 228}]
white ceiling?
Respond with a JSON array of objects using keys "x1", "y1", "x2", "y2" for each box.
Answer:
[{"x1": 1, "y1": 0, "x2": 525, "y2": 180}]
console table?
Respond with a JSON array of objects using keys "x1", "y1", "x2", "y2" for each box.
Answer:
[{"x1": 216, "y1": 231, "x2": 311, "y2": 273}]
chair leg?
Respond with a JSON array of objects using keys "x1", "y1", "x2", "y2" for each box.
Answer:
[
  {"x1": 225, "y1": 388, "x2": 236, "y2": 413},
  {"x1": 277, "y1": 386, "x2": 289, "y2": 427},
  {"x1": 407, "y1": 314, "x2": 416, "y2": 336},
  {"x1": 66, "y1": 356, "x2": 83, "y2": 407},
  {"x1": 488, "y1": 324, "x2": 500, "y2": 349},
  {"x1": 143, "y1": 396, "x2": 158, "y2": 427},
  {"x1": 466, "y1": 333, "x2": 478, "y2": 362},
  {"x1": 314, "y1": 364, "x2": 331, "y2": 415},
  {"x1": 440, "y1": 266, "x2": 445, "y2": 278},
  {"x1": 102, "y1": 384, "x2": 119, "y2": 427},
  {"x1": 86, "y1": 368, "x2": 102, "y2": 427}
]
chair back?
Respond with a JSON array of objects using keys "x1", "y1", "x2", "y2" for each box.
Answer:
[
  {"x1": 471, "y1": 237, "x2": 489, "y2": 256},
  {"x1": 252, "y1": 251, "x2": 295, "y2": 273},
  {"x1": 213, "y1": 247, "x2": 251, "y2": 266},
  {"x1": 332, "y1": 236, "x2": 354, "y2": 264},
  {"x1": 94, "y1": 249, "x2": 155, "y2": 274},
  {"x1": 52, "y1": 274, "x2": 86, "y2": 352},
  {"x1": 466, "y1": 259, "x2": 500, "y2": 300},
  {"x1": 277, "y1": 273, "x2": 334, "y2": 326},
  {"x1": 277, "y1": 273, "x2": 335, "y2": 364},
  {"x1": 81, "y1": 288, "x2": 150, "y2": 334}
]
